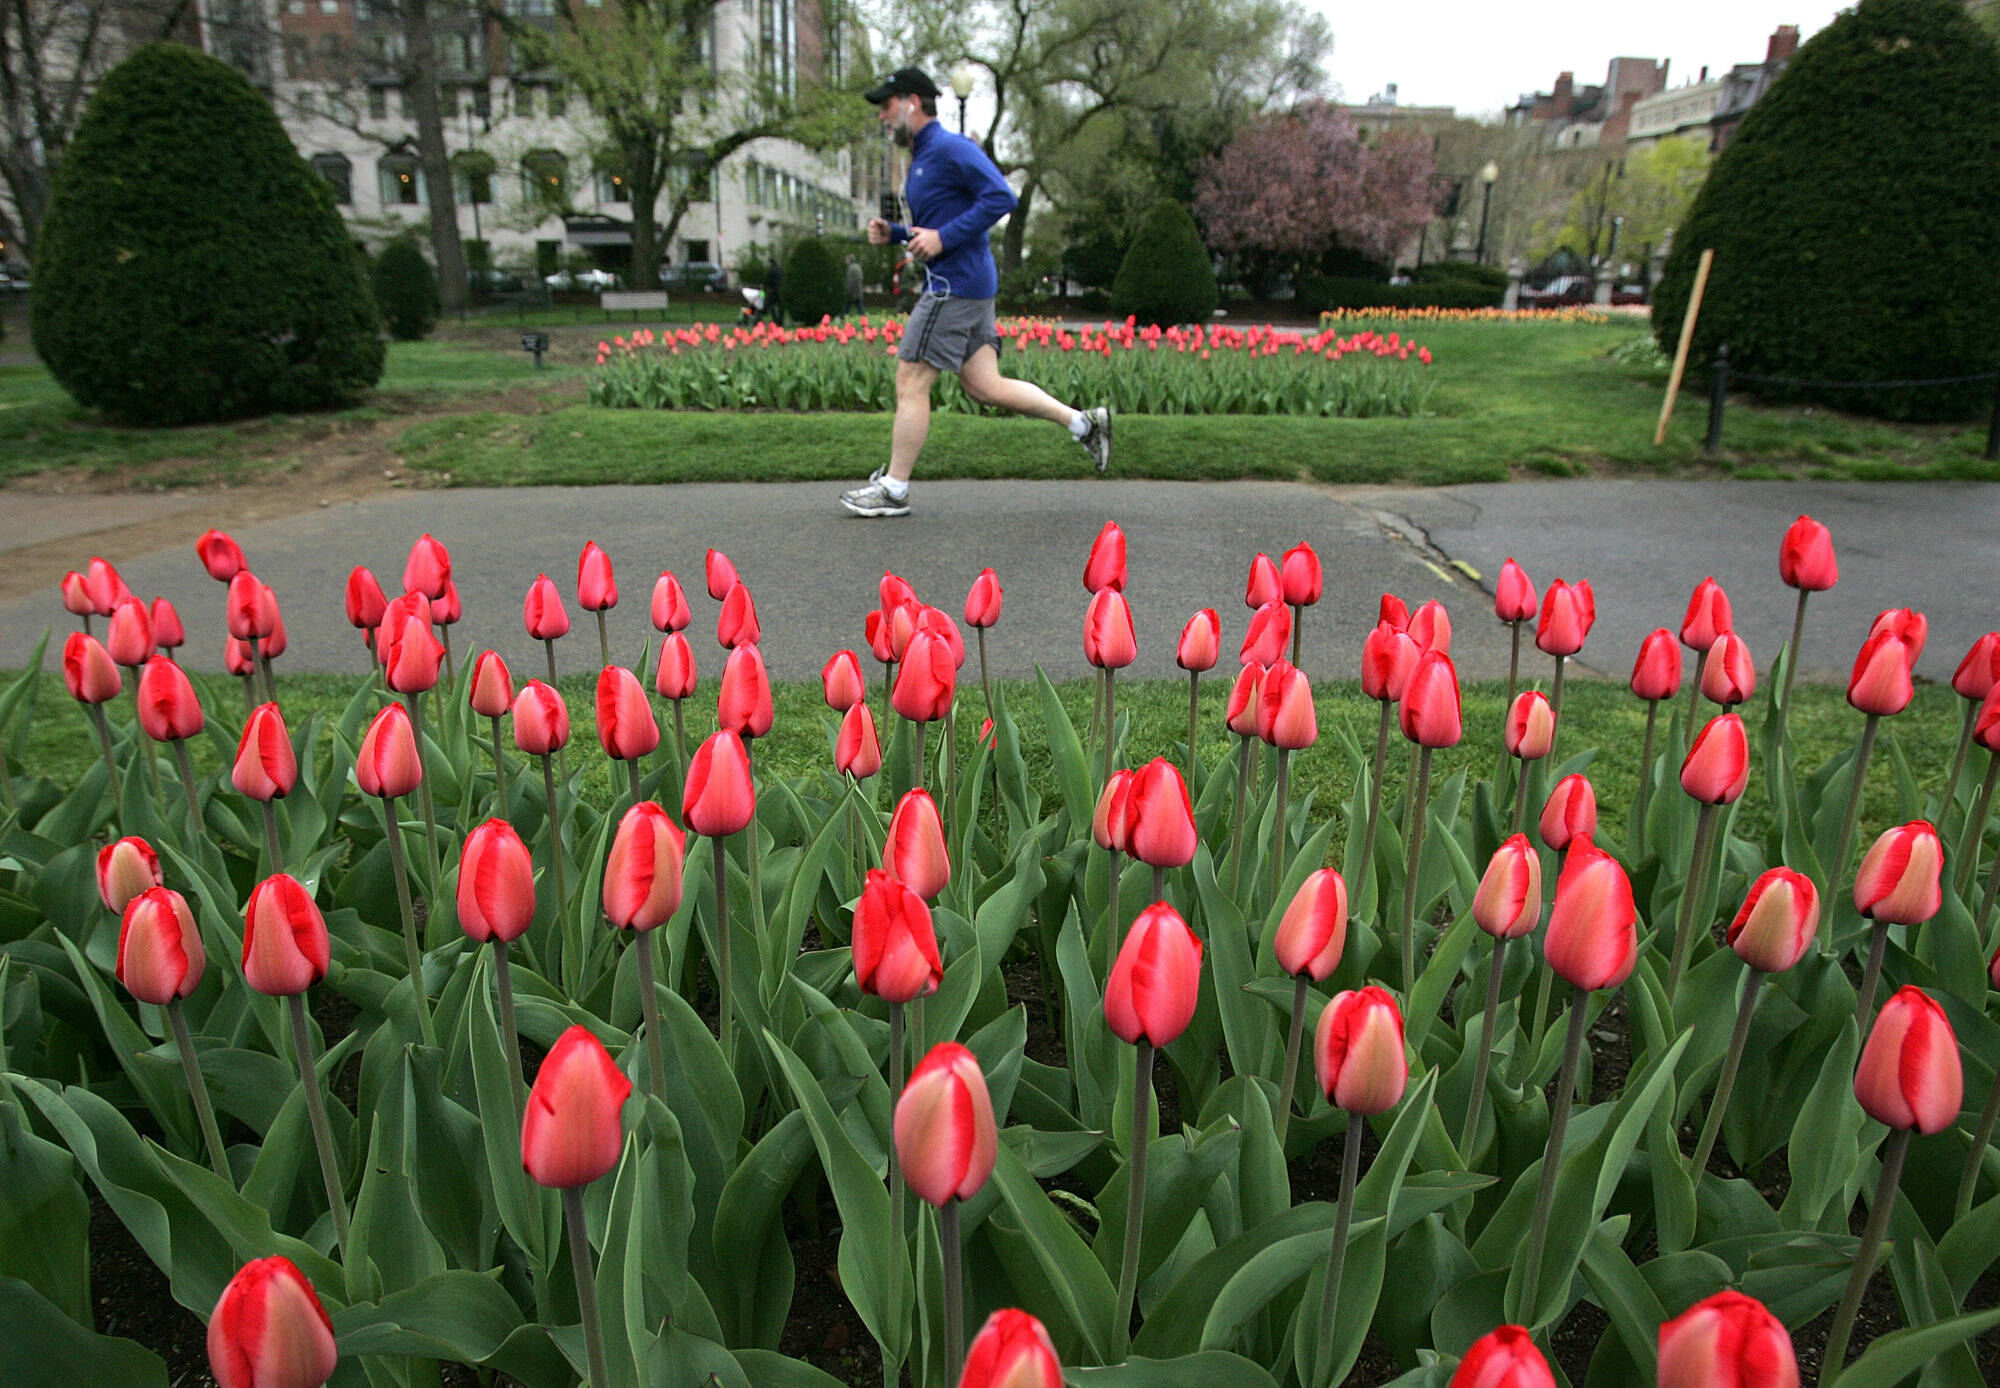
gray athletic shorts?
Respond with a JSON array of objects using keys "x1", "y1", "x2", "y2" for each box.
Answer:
[{"x1": 898, "y1": 293, "x2": 1001, "y2": 372}]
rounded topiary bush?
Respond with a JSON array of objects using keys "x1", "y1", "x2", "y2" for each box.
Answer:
[
  {"x1": 374, "y1": 236, "x2": 439, "y2": 341},
  {"x1": 1111, "y1": 199, "x2": 1219, "y2": 327},
  {"x1": 781, "y1": 237, "x2": 846, "y2": 324},
  {"x1": 1652, "y1": 0, "x2": 2000, "y2": 420},
  {"x1": 32, "y1": 42, "x2": 383, "y2": 425}
]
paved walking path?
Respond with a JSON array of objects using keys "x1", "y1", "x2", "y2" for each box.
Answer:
[{"x1": 2, "y1": 479, "x2": 1993, "y2": 687}]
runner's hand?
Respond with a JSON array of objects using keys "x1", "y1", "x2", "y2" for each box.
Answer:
[
  {"x1": 907, "y1": 227, "x2": 943, "y2": 260},
  {"x1": 867, "y1": 217, "x2": 890, "y2": 246}
]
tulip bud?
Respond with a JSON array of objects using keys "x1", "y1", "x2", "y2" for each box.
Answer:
[
  {"x1": 894, "y1": 628, "x2": 958, "y2": 720},
  {"x1": 1952, "y1": 633, "x2": 2000, "y2": 702},
  {"x1": 356, "y1": 703, "x2": 423, "y2": 799},
  {"x1": 683, "y1": 729, "x2": 755, "y2": 837},
  {"x1": 1245, "y1": 552, "x2": 1281, "y2": 609},
  {"x1": 1990, "y1": 944, "x2": 2000, "y2": 993},
  {"x1": 577, "y1": 540, "x2": 617, "y2": 611},
  {"x1": 1083, "y1": 588, "x2": 1138, "y2": 670},
  {"x1": 964, "y1": 568, "x2": 1004, "y2": 628},
  {"x1": 888, "y1": 602, "x2": 919, "y2": 662},
  {"x1": 596, "y1": 665, "x2": 662, "y2": 761},
  {"x1": 241, "y1": 873, "x2": 330, "y2": 996},
  {"x1": 63, "y1": 631, "x2": 121, "y2": 703},
  {"x1": 512, "y1": 680, "x2": 570, "y2": 755},
  {"x1": 1400, "y1": 650, "x2": 1463, "y2": 748},
  {"x1": 263, "y1": 596, "x2": 289, "y2": 661},
  {"x1": 521, "y1": 1025, "x2": 632, "y2": 1187},
  {"x1": 150, "y1": 597, "x2": 185, "y2": 650},
  {"x1": 836, "y1": 702, "x2": 882, "y2": 778},
  {"x1": 1225, "y1": 664, "x2": 1263, "y2": 736},
  {"x1": 1281, "y1": 542, "x2": 1322, "y2": 608},
  {"x1": 1256, "y1": 660, "x2": 1318, "y2": 750},
  {"x1": 864, "y1": 608, "x2": 896, "y2": 664},
  {"x1": 232, "y1": 703, "x2": 297, "y2": 802},
  {"x1": 820, "y1": 650, "x2": 864, "y2": 711},
  {"x1": 345, "y1": 567, "x2": 387, "y2": 632},
  {"x1": 117, "y1": 887, "x2": 206, "y2": 1006},
  {"x1": 436, "y1": 580, "x2": 461, "y2": 629},
  {"x1": 523, "y1": 573, "x2": 571, "y2": 640},
  {"x1": 1543, "y1": 837, "x2": 1638, "y2": 991},
  {"x1": 1535, "y1": 579, "x2": 1594, "y2": 657},
  {"x1": 1240, "y1": 600, "x2": 1290, "y2": 667},
  {"x1": 651, "y1": 571, "x2": 692, "y2": 632},
  {"x1": 1124, "y1": 758, "x2": 1197, "y2": 868},
  {"x1": 107, "y1": 597, "x2": 154, "y2": 667},
  {"x1": 1474, "y1": 834, "x2": 1544, "y2": 940},
  {"x1": 1494, "y1": 558, "x2": 1538, "y2": 624},
  {"x1": 1846, "y1": 629, "x2": 1914, "y2": 717},
  {"x1": 1408, "y1": 600, "x2": 1452, "y2": 656},
  {"x1": 1680, "y1": 576, "x2": 1733, "y2": 653},
  {"x1": 99, "y1": 836, "x2": 163, "y2": 913},
  {"x1": 1453, "y1": 1325, "x2": 1555, "y2": 1388},
  {"x1": 1361, "y1": 621, "x2": 1420, "y2": 702},
  {"x1": 884, "y1": 788, "x2": 951, "y2": 899},
  {"x1": 1657, "y1": 1289, "x2": 1799, "y2": 1388},
  {"x1": 1314, "y1": 985, "x2": 1408, "y2": 1115},
  {"x1": 717, "y1": 581, "x2": 761, "y2": 649},
  {"x1": 382, "y1": 613, "x2": 443, "y2": 695},
  {"x1": 1778, "y1": 515, "x2": 1838, "y2": 592},
  {"x1": 225, "y1": 636, "x2": 254, "y2": 678},
  {"x1": 136, "y1": 656, "x2": 204, "y2": 742},
  {"x1": 1978, "y1": 686, "x2": 2000, "y2": 755},
  {"x1": 85, "y1": 556, "x2": 128, "y2": 615},
  {"x1": 1504, "y1": 691, "x2": 1554, "y2": 760},
  {"x1": 1274, "y1": 868, "x2": 1348, "y2": 979},
  {"x1": 207, "y1": 1255, "x2": 337, "y2": 1388},
  {"x1": 603, "y1": 801, "x2": 686, "y2": 931},
  {"x1": 853, "y1": 869, "x2": 943, "y2": 1002},
  {"x1": 1093, "y1": 770, "x2": 1134, "y2": 852},
  {"x1": 877, "y1": 569, "x2": 916, "y2": 617},
  {"x1": 1870, "y1": 607, "x2": 1927, "y2": 664},
  {"x1": 469, "y1": 651, "x2": 514, "y2": 719},
  {"x1": 895, "y1": 1041, "x2": 997, "y2": 1207},
  {"x1": 399, "y1": 533, "x2": 449, "y2": 600},
  {"x1": 61, "y1": 570, "x2": 93, "y2": 616},
  {"x1": 1854, "y1": 986, "x2": 1962, "y2": 1134},
  {"x1": 376, "y1": 591, "x2": 430, "y2": 663},
  {"x1": 1378, "y1": 593, "x2": 1410, "y2": 632},
  {"x1": 1853, "y1": 820, "x2": 1943, "y2": 925},
  {"x1": 196, "y1": 529, "x2": 247, "y2": 584},
  {"x1": 1105, "y1": 901, "x2": 1203, "y2": 1046},
  {"x1": 1630, "y1": 628, "x2": 1683, "y2": 702},
  {"x1": 1681, "y1": 713, "x2": 1750, "y2": 805},
  {"x1": 655, "y1": 632, "x2": 697, "y2": 700},
  {"x1": 1084, "y1": 521, "x2": 1127, "y2": 593},
  {"x1": 1727, "y1": 867, "x2": 1819, "y2": 974},
  {"x1": 1702, "y1": 631, "x2": 1756, "y2": 707},
  {"x1": 226, "y1": 570, "x2": 273, "y2": 640},
  {"x1": 705, "y1": 548, "x2": 740, "y2": 601},
  {"x1": 958, "y1": 1309, "x2": 1062, "y2": 1388},
  {"x1": 1539, "y1": 774, "x2": 1598, "y2": 851},
  {"x1": 458, "y1": 819, "x2": 536, "y2": 943},
  {"x1": 1177, "y1": 609, "x2": 1221, "y2": 672}
]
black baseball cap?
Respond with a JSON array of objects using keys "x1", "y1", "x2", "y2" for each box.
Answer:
[{"x1": 865, "y1": 67, "x2": 941, "y2": 103}]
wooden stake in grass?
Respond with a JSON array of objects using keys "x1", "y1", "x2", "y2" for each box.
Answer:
[{"x1": 1654, "y1": 247, "x2": 1714, "y2": 445}]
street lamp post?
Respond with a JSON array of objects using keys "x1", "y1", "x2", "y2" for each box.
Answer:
[
  {"x1": 950, "y1": 63, "x2": 978, "y2": 136},
  {"x1": 1475, "y1": 161, "x2": 1499, "y2": 265}
]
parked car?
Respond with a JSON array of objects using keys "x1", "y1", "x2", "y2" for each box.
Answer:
[
  {"x1": 0, "y1": 265, "x2": 28, "y2": 293},
  {"x1": 469, "y1": 268, "x2": 528, "y2": 293},
  {"x1": 1518, "y1": 275, "x2": 1593, "y2": 308},
  {"x1": 663, "y1": 260, "x2": 730, "y2": 293},
  {"x1": 544, "y1": 267, "x2": 619, "y2": 291}
]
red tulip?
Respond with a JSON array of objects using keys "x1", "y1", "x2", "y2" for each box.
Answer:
[
  {"x1": 853, "y1": 868, "x2": 943, "y2": 1002},
  {"x1": 226, "y1": 570, "x2": 273, "y2": 640},
  {"x1": 224, "y1": 637, "x2": 254, "y2": 678},
  {"x1": 1124, "y1": 758, "x2": 1196, "y2": 867},
  {"x1": 887, "y1": 602, "x2": 919, "y2": 661},
  {"x1": 1494, "y1": 558, "x2": 1538, "y2": 624},
  {"x1": 1504, "y1": 691, "x2": 1554, "y2": 760},
  {"x1": 1453, "y1": 1325, "x2": 1555, "y2": 1388},
  {"x1": 894, "y1": 1041, "x2": 996, "y2": 1206},
  {"x1": 1543, "y1": 837, "x2": 1638, "y2": 991},
  {"x1": 1702, "y1": 632, "x2": 1756, "y2": 707},
  {"x1": 823, "y1": 650, "x2": 866, "y2": 711},
  {"x1": 345, "y1": 567, "x2": 387, "y2": 632},
  {"x1": 1093, "y1": 770, "x2": 1134, "y2": 852},
  {"x1": 1084, "y1": 588, "x2": 1138, "y2": 670},
  {"x1": 357, "y1": 703, "x2": 423, "y2": 798},
  {"x1": 98, "y1": 836, "x2": 162, "y2": 913},
  {"x1": 1379, "y1": 593, "x2": 1410, "y2": 631},
  {"x1": 884, "y1": 789, "x2": 951, "y2": 899},
  {"x1": 958, "y1": 1309, "x2": 1062, "y2": 1388},
  {"x1": 921, "y1": 606, "x2": 967, "y2": 670},
  {"x1": 1274, "y1": 868, "x2": 1348, "y2": 979},
  {"x1": 885, "y1": 628, "x2": 951, "y2": 723},
  {"x1": 1681, "y1": 713, "x2": 1750, "y2": 805},
  {"x1": 233, "y1": 703, "x2": 297, "y2": 801},
  {"x1": 1778, "y1": 515, "x2": 1838, "y2": 592},
  {"x1": 523, "y1": 574, "x2": 571, "y2": 640},
  {"x1": 1177, "y1": 609, "x2": 1220, "y2": 672},
  {"x1": 596, "y1": 665, "x2": 661, "y2": 760},
  {"x1": 150, "y1": 597, "x2": 185, "y2": 650},
  {"x1": 262, "y1": 593, "x2": 289, "y2": 660},
  {"x1": 654, "y1": 633, "x2": 697, "y2": 700},
  {"x1": 651, "y1": 571, "x2": 692, "y2": 632},
  {"x1": 1728, "y1": 867, "x2": 1820, "y2": 973},
  {"x1": 603, "y1": 801, "x2": 686, "y2": 930},
  {"x1": 1400, "y1": 650, "x2": 1462, "y2": 748},
  {"x1": 1680, "y1": 576, "x2": 1733, "y2": 653},
  {"x1": 1361, "y1": 621, "x2": 1419, "y2": 702},
  {"x1": 880, "y1": 570, "x2": 917, "y2": 616},
  {"x1": 458, "y1": 819, "x2": 536, "y2": 943},
  {"x1": 1853, "y1": 820, "x2": 1943, "y2": 925},
  {"x1": 1952, "y1": 633, "x2": 2000, "y2": 701},
  {"x1": 512, "y1": 680, "x2": 570, "y2": 755},
  {"x1": 382, "y1": 612, "x2": 443, "y2": 694},
  {"x1": 60, "y1": 570, "x2": 92, "y2": 616},
  {"x1": 577, "y1": 540, "x2": 617, "y2": 611},
  {"x1": 241, "y1": 873, "x2": 330, "y2": 996},
  {"x1": 521, "y1": 1025, "x2": 632, "y2": 1187},
  {"x1": 1225, "y1": 664, "x2": 1263, "y2": 736},
  {"x1": 1539, "y1": 774, "x2": 1598, "y2": 850},
  {"x1": 1408, "y1": 599, "x2": 1452, "y2": 655},
  {"x1": 1854, "y1": 986, "x2": 1962, "y2": 1134},
  {"x1": 705, "y1": 547, "x2": 739, "y2": 601},
  {"x1": 402, "y1": 533, "x2": 450, "y2": 600},
  {"x1": 1657, "y1": 1289, "x2": 1799, "y2": 1388},
  {"x1": 709, "y1": 643, "x2": 770, "y2": 740},
  {"x1": 117, "y1": 887, "x2": 206, "y2": 1005},
  {"x1": 1474, "y1": 834, "x2": 1543, "y2": 939},
  {"x1": 64, "y1": 631, "x2": 121, "y2": 703},
  {"x1": 1630, "y1": 628, "x2": 1683, "y2": 701},
  {"x1": 1245, "y1": 552, "x2": 1282, "y2": 609},
  {"x1": 1990, "y1": 944, "x2": 2000, "y2": 992},
  {"x1": 1847, "y1": 629, "x2": 1914, "y2": 716},
  {"x1": 1281, "y1": 542, "x2": 1322, "y2": 607},
  {"x1": 136, "y1": 656, "x2": 204, "y2": 742},
  {"x1": 195, "y1": 529, "x2": 246, "y2": 584},
  {"x1": 1977, "y1": 685, "x2": 2000, "y2": 754},
  {"x1": 964, "y1": 568, "x2": 1004, "y2": 628},
  {"x1": 717, "y1": 581, "x2": 761, "y2": 649},
  {"x1": 1314, "y1": 985, "x2": 1408, "y2": 1115},
  {"x1": 1869, "y1": 607, "x2": 1927, "y2": 664},
  {"x1": 435, "y1": 580, "x2": 461, "y2": 629},
  {"x1": 1083, "y1": 520, "x2": 1126, "y2": 593},
  {"x1": 683, "y1": 730, "x2": 755, "y2": 836},
  {"x1": 1535, "y1": 579, "x2": 1594, "y2": 657},
  {"x1": 107, "y1": 597, "x2": 154, "y2": 666},
  {"x1": 375, "y1": 589, "x2": 429, "y2": 663},
  {"x1": 836, "y1": 702, "x2": 882, "y2": 778},
  {"x1": 207, "y1": 1255, "x2": 337, "y2": 1388},
  {"x1": 1104, "y1": 901, "x2": 1202, "y2": 1047},
  {"x1": 469, "y1": 651, "x2": 514, "y2": 718},
  {"x1": 1257, "y1": 660, "x2": 1318, "y2": 749},
  {"x1": 1240, "y1": 601, "x2": 1290, "y2": 667},
  {"x1": 85, "y1": 556, "x2": 128, "y2": 615}
]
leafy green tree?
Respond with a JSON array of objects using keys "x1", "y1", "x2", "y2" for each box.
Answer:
[
  {"x1": 1540, "y1": 138, "x2": 1709, "y2": 265},
  {"x1": 1110, "y1": 197, "x2": 1217, "y2": 325}
]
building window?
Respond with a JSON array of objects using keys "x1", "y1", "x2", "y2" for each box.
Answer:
[
  {"x1": 438, "y1": 84, "x2": 456, "y2": 117},
  {"x1": 285, "y1": 0, "x2": 304, "y2": 12},
  {"x1": 523, "y1": 150, "x2": 567, "y2": 205},
  {"x1": 684, "y1": 239, "x2": 709, "y2": 263},
  {"x1": 598, "y1": 171, "x2": 630, "y2": 203},
  {"x1": 453, "y1": 151, "x2": 494, "y2": 205},
  {"x1": 379, "y1": 153, "x2": 425, "y2": 206},
  {"x1": 312, "y1": 153, "x2": 352, "y2": 204},
  {"x1": 513, "y1": 82, "x2": 536, "y2": 117},
  {"x1": 283, "y1": 35, "x2": 309, "y2": 76},
  {"x1": 319, "y1": 0, "x2": 339, "y2": 12},
  {"x1": 368, "y1": 84, "x2": 388, "y2": 119},
  {"x1": 468, "y1": 82, "x2": 490, "y2": 118},
  {"x1": 317, "y1": 33, "x2": 342, "y2": 63},
  {"x1": 546, "y1": 83, "x2": 565, "y2": 117}
]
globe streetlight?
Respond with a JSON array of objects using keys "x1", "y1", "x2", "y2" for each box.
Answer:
[
  {"x1": 950, "y1": 63, "x2": 979, "y2": 136},
  {"x1": 1475, "y1": 161, "x2": 1499, "y2": 265}
]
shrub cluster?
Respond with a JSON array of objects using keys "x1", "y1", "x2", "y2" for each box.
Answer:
[
  {"x1": 781, "y1": 237, "x2": 847, "y2": 324},
  {"x1": 1297, "y1": 275, "x2": 1503, "y2": 313},
  {"x1": 373, "y1": 237, "x2": 440, "y2": 342},
  {"x1": 1110, "y1": 199, "x2": 1219, "y2": 327}
]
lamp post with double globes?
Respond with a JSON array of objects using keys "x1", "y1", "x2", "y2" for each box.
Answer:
[
  {"x1": 950, "y1": 62, "x2": 979, "y2": 136},
  {"x1": 1475, "y1": 161, "x2": 1499, "y2": 265}
]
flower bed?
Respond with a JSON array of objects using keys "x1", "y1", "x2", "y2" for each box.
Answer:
[{"x1": 1317, "y1": 306, "x2": 1610, "y2": 325}]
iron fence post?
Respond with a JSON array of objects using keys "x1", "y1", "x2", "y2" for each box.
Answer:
[
  {"x1": 1704, "y1": 344, "x2": 1729, "y2": 455},
  {"x1": 1985, "y1": 370, "x2": 2000, "y2": 461}
]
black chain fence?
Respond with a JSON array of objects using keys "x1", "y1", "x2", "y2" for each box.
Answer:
[{"x1": 1701, "y1": 343, "x2": 2000, "y2": 459}]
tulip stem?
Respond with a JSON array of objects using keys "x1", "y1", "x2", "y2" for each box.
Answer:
[
  {"x1": 1359, "y1": 702, "x2": 1394, "y2": 901},
  {"x1": 1151, "y1": 864, "x2": 1166, "y2": 911},
  {"x1": 541, "y1": 754, "x2": 569, "y2": 940},
  {"x1": 439, "y1": 623, "x2": 454, "y2": 673},
  {"x1": 633, "y1": 931, "x2": 668, "y2": 1101},
  {"x1": 260, "y1": 800, "x2": 283, "y2": 873},
  {"x1": 167, "y1": 998, "x2": 231, "y2": 1185},
  {"x1": 1954, "y1": 1063, "x2": 2000, "y2": 1222},
  {"x1": 1087, "y1": 668, "x2": 1104, "y2": 777},
  {"x1": 543, "y1": 637, "x2": 559, "y2": 688},
  {"x1": 1633, "y1": 702, "x2": 1660, "y2": 859},
  {"x1": 172, "y1": 738, "x2": 202, "y2": 840},
  {"x1": 405, "y1": 691, "x2": 443, "y2": 899},
  {"x1": 1103, "y1": 667, "x2": 1117, "y2": 790},
  {"x1": 941, "y1": 1198, "x2": 965, "y2": 1377},
  {"x1": 489, "y1": 714, "x2": 510, "y2": 815},
  {"x1": 1518, "y1": 988, "x2": 1590, "y2": 1328},
  {"x1": 1979, "y1": 848, "x2": 2000, "y2": 953},
  {"x1": 86, "y1": 702, "x2": 122, "y2": 805},
  {"x1": 1505, "y1": 621, "x2": 1522, "y2": 710},
  {"x1": 913, "y1": 720, "x2": 926, "y2": 793},
  {"x1": 1778, "y1": 587, "x2": 1810, "y2": 731},
  {"x1": 1853, "y1": 920, "x2": 1891, "y2": 1030},
  {"x1": 379, "y1": 795, "x2": 437, "y2": 1046},
  {"x1": 671, "y1": 700, "x2": 688, "y2": 801},
  {"x1": 1682, "y1": 649, "x2": 1707, "y2": 752},
  {"x1": 1291, "y1": 604, "x2": 1305, "y2": 667},
  {"x1": 1185, "y1": 669, "x2": 1200, "y2": 794},
  {"x1": 1274, "y1": 973, "x2": 1311, "y2": 1151},
  {"x1": 1666, "y1": 803, "x2": 1719, "y2": 1007},
  {"x1": 1944, "y1": 700, "x2": 1979, "y2": 828},
  {"x1": 1689, "y1": 968, "x2": 1762, "y2": 1183},
  {"x1": 976, "y1": 627, "x2": 994, "y2": 723},
  {"x1": 1228, "y1": 737, "x2": 1252, "y2": 899},
  {"x1": 625, "y1": 757, "x2": 642, "y2": 809},
  {"x1": 286, "y1": 992, "x2": 350, "y2": 1257},
  {"x1": 883, "y1": 998, "x2": 906, "y2": 1388},
  {"x1": 1511, "y1": 756, "x2": 1531, "y2": 836},
  {"x1": 1400, "y1": 746, "x2": 1434, "y2": 994},
  {"x1": 1312, "y1": 1108, "x2": 1367, "y2": 1388},
  {"x1": 128, "y1": 683, "x2": 162, "y2": 802},
  {"x1": 1111, "y1": 1040, "x2": 1153, "y2": 1364},
  {"x1": 1105, "y1": 847, "x2": 1123, "y2": 984},
  {"x1": 493, "y1": 939, "x2": 526, "y2": 1116},
  {"x1": 562, "y1": 1185, "x2": 614, "y2": 1388},
  {"x1": 1828, "y1": 714, "x2": 1881, "y2": 945},
  {"x1": 595, "y1": 610, "x2": 610, "y2": 668},
  {"x1": 1459, "y1": 934, "x2": 1511, "y2": 1163},
  {"x1": 1548, "y1": 655, "x2": 1568, "y2": 762},
  {"x1": 1272, "y1": 749, "x2": 1292, "y2": 908},
  {"x1": 0, "y1": 746, "x2": 15, "y2": 812},
  {"x1": 1954, "y1": 749, "x2": 1999, "y2": 897},
  {"x1": 883, "y1": 659, "x2": 896, "y2": 739},
  {"x1": 1820, "y1": 1127, "x2": 1911, "y2": 1388},
  {"x1": 712, "y1": 834, "x2": 733, "y2": 1061},
  {"x1": 240, "y1": 672, "x2": 257, "y2": 719}
]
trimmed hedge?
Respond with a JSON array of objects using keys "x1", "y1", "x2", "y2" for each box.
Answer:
[
  {"x1": 1111, "y1": 199, "x2": 1219, "y2": 327},
  {"x1": 1297, "y1": 276, "x2": 1503, "y2": 313},
  {"x1": 31, "y1": 43, "x2": 382, "y2": 425},
  {"x1": 373, "y1": 236, "x2": 439, "y2": 341},
  {"x1": 782, "y1": 237, "x2": 847, "y2": 324},
  {"x1": 1652, "y1": 0, "x2": 2000, "y2": 420}
]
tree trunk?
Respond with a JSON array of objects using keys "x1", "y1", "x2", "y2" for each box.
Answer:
[
  {"x1": 400, "y1": 0, "x2": 468, "y2": 312},
  {"x1": 1001, "y1": 174, "x2": 1035, "y2": 273},
  {"x1": 626, "y1": 136, "x2": 662, "y2": 291}
]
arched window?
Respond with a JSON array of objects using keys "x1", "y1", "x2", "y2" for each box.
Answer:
[
  {"x1": 522, "y1": 149, "x2": 568, "y2": 206},
  {"x1": 378, "y1": 152, "x2": 425, "y2": 206},
  {"x1": 311, "y1": 153, "x2": 352, "y2": 204}
]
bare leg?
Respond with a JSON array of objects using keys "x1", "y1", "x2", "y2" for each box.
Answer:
[
  {"x1": 959, "y1": 346, "x2": 1079, "y2": 426},
  {"x1": 887, "y1": 359, "x2": 941, "y2": 485}
]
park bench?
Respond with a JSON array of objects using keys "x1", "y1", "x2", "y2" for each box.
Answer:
[{"x1": 600, "y1": 290, "x2": 670, "y2": 321}]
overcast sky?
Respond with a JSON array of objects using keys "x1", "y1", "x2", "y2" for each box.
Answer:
[{"x1": 1314, "y1": 3, "x2": 1852, "y2": 117}]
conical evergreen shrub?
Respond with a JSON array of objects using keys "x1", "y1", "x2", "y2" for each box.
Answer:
[
  {"x1": 374, "y1": 236, "x2": 439, "y2": 342},
  {"x1": 1111, "y1": 199, "x2": 1219, "y2": 328}
]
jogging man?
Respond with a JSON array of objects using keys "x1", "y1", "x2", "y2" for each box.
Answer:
[{"x1": 841, "y1": 67, "x2": 1110, "y2": 519}]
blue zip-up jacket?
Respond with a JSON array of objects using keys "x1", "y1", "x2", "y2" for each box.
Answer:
[{"x1": 890, "y1": 120, "x2": 1016, "y2": 300}]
